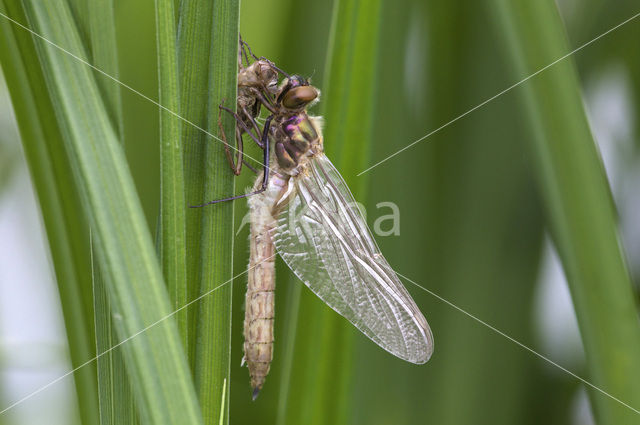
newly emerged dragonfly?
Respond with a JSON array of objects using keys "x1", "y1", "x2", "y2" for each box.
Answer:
[{"x1": 193, "y1": 46, "x2": 434, "y2": 399}]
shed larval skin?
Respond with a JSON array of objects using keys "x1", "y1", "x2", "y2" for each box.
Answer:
[{"x1": 244, "y1": 172, "x2": 288, "y2": 399}]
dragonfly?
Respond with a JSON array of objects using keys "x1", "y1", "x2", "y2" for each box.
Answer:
[{"x1": 192, "y1": 45, "x2": 434, "y2": 399}]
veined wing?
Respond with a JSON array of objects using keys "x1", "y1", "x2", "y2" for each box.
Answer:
[{"x1": 272, "y1": 153, "x2": 433, "y2": 363}]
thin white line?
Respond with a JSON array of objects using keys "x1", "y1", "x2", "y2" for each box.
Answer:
[
  {"x1": 0, "y1": 254, "x2": 275, "y2": 416},
  {"x1": 357, "y1": 10, "x2": 640, "y2": 176},
  {"x1": 0, "y1": 10, "x2": 264, "y2": 168},
  {"x1": 394, "y1": 270, "x2": 640, "y2": 415}
]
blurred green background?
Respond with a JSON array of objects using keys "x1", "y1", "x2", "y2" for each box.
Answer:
[{"x1": 0, "y1": 0, "x2": 639, "y2": 424}]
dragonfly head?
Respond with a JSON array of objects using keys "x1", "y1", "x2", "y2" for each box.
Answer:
[{"x1": 278, "y1": 75, "x2": 319, "y2": 110}]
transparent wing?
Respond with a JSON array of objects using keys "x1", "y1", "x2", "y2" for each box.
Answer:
[{"x1": 272, "y1": 154, "x2": 433, "y2": 363}]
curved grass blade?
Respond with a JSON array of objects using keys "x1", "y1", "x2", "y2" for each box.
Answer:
[
  {"x1": 89, "y1": 0, "x2": 124, "y2": 139},
  {"x1": 491, "y1": 1, "x2": 640, "y2": 423},
  {"x1": 0, "y1": 3, "x2": 99, "y2": 424},
  {"x1": 87, "y1": 1, "x2": 138, "y2": 423},
  {"x1": 0, "y1": 1, "x2": 204, "y2": 423},
  {"x1": 92, "y1": 247, "x2": 137, "y2": 425}
]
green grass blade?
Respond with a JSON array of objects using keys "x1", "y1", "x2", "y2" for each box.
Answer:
[
  {"x1": 89, "y1": 0, "x2": 124, "y2": 139},
  {"x1": 274, "y1": 282, "x2": 302, "y2": 425},
  {"x1": 0, "y1": 71, "x2": 19, "y2": 196},
  {"x1": 0, "y1": 3, "x2": 99, "y2": 424},
  {"x1": 192, "y1": 1, "x2": 239, "y2": 422},
  {"x1": 156, "y1": 0, "x2": 188, "y2": 351},
  {"x1": 66, "y1": 0, "x2": 89, "y2": 48},
  {"x1": 92, "y1": 249, "x2": 137, "y2": 425},
  {"x1": 278, "y1": 1, "x2": 381, "y2": 423},
  {"x1": 177, "y1": 0, "x2": 215, "y2": 367},
  {"x1": 2, "y1": 1, "x2": 204, "y2": 423},
  {"x1": 322, "y1": 0, "x2": 381, "y2": 186},
  {"x1": 491, "y1": 2, "x2": 640, "y2": 423},
  {"x1": 87, "y1": 1, "x2": 138, "y2": 423},
  {"x1": 0, "y1": 133, "x2": 17, "y2": 195}
]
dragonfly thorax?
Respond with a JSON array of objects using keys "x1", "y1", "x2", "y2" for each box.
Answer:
[{"x1": 272, "y1": 113, "x2": 322, "y2": 172}]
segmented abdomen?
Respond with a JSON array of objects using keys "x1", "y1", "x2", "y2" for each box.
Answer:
[{"x1": 244, "y1": 173, "x2": 288, "y2": 399}]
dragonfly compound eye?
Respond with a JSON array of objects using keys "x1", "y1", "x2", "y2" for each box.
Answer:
[{"x1": 282, "y1": 86, "x2": 318, "y2": 110}]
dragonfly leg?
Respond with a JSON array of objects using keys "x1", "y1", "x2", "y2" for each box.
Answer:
[
  {"x1": 218, "y1": 100, "x2": 243, "y2": 175},
  {"x1": 240, "y1": 105, "x2": 265, "y2": 149},
  {"x1": 239, "y1": 34, "x2": 251, "y2": 67},
  {"x1": 239, "y1": 37, "x2": 291, "y2": 80},
  {"x1": 246, "y1": 87, "x2": 278, "y2": 115},
  {"x1": 260, "y1": 58, "x2": 291, "y2": 79},
  {"x1": 240, "y1": 36, "x2": 260, "y2": 62},
  {"x1": 220, "y1": 104, "x2": 264, "y2": 148},
  {"x1": 189, "y1": 116, "x2": 273, "y2": 208},
  {"x1": 242, "y1": 159, "x2": 258, "y2": 174}
]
